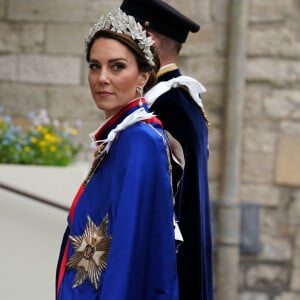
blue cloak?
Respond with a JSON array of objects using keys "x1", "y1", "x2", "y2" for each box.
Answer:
[
  {"x1": 150, "y1": 68, "x2": 214, "y2": 300},
  {"x1": 56, "y1": 100, "x2": 179, "y2": 299}
]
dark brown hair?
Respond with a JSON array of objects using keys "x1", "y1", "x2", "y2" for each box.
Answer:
[{"x1": 86, "y1": 30, "x2": 160, "y2": 93}]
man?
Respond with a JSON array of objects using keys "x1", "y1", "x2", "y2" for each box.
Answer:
[{"x1": 121, "y1": 1, "x2": 214, "y2": 299}]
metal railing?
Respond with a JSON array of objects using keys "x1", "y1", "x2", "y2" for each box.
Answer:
[{"x1": 0, "y1": 181, "x2": 69, "y2": 211}]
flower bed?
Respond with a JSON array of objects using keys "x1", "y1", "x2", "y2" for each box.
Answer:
[{"x1": 0, "y1": 108, "x2": 82, "y2": 166}]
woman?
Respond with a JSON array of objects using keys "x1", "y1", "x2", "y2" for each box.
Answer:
[{"x1": 56, "y1": 8, "x2": 179, "y2": 300}]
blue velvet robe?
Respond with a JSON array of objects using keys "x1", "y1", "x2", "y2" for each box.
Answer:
[
  {"x1": 56, "y1": 100, "x2": 179, "y2": 299},
  {"x1": 150, "y1": 68, "x2": 214, "y2": 300}
]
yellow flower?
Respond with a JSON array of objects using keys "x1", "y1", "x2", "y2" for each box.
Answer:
[
  {"x1": 39, "y1": 140, "x2": 47, "y2": 148},
  {"x1": 42, "y1": 127, "x2": 48, "y2": 134},
  {"x1": 45, "y1": 133, "x2": 57, "y2": 143},
  {"x1": 49, "y1": 145, "x2": 57, "y2": 152},
  {"x1": 24, "y1": 146, "x2": 31, "y2": 152},
  {"x1": 71, "y1": 128, "x2": 78, "y2": 136},
  {"x1": 35, "y1": 125, "x2": 43, "y2": 132},
  {"x1": 31, "y1": 137, "x2": 38, "y2": 144}
]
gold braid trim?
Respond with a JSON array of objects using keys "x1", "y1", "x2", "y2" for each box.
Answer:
[
  {"x1": 201, "y1": 106, "x2": 211, "y2": 127},
  {"x1": 156, "y1": 64, "x2": 178, "y2": 78}
]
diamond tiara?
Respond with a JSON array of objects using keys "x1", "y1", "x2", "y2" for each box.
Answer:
[{"x1": 84, "y1": 8, "x2": 155, "y2": 66}]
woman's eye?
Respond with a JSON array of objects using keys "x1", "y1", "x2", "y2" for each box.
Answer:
[
  {"x1": 112, "y1": 63, "x2": 125, "y2": 71},
  {"x1": 89, "y1": 63, "x2": 99, "y2": 71}
]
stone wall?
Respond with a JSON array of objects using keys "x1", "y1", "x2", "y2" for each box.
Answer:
[
  {"x1": 241, "y1": 1, "x2": 300, "y2": 299},
  {"x1": 1, "y1": 0, "x2": 300, "y2": 299}
]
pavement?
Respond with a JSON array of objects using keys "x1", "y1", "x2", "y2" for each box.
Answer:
[{"x1": 0, "y1": 161, "x2": 89, "y2": 300}]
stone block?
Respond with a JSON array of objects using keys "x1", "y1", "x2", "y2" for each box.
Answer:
[
  {"x1": 0, "y1": 22, "x2": 45, "y2": 53},
  {"x1": 20, "y1": 23, "x2": 45, "y2": 53},
  {"x1": 244, "y1": 128, "x2": 276, "y2": 153},
  {"x1": 242, "y1": 152, "x2": 274, "y2": 184},
  {"x1": 207, "y1": 112, "x2": 222, "y2": 128},
  {"x1": 0, "y1": 54, "x2": 17, "y2": 80},
  {"x1": 0, "y1": 82, "x2": 47, "y2": 115},
  {"x1": 213, "y1": 23, "x2": 227, "y2": 54},
  {"x1": 249, "y1": 0, "x2": 292, "y2": 23},
  {"x1": 208, "y1": 181, "x2": 220, "y2": 202},
  {"x1": 246, "y1": 58, "x2": 300, "y2": 86},
  {"x1": 86, "y1": 0, "x2": 121, "y2": 22},
  {"x1": 208, "y1": 126, "x2": 221, "y2": 150},
  {"x1": 240, "y1": 291, "x2": 268, "y2": 300},
  {"x1": 260, "y1": 207, "x2": 281, "y2": 237},
  {"x1": 280, "y1": 121, "x2": 300, "y2": 134},
  {"x1": 203, "y1": 84, "x2": 225, "y2": 112},
  {"x1": 291, "y1": 263, "x2": 300, "y2": 291},
  {"x1": 245, "y1": 264, "x2": 288, "y2": 289},
  {"x1": 0, "y1": 0, "x2": 4, "y2": 19},
  {"x1": 0, "y1": 23, "x2": 19, "y2": 53},
  {"x1": 291, "y1": 228, "x2": 300, "y2": 291},
  {"x1": 260, "y1": 235, "x2": 292, "y2": 261},
  {"x1": 287, "y1": 190, "x2": 300, "y2": 226},
  {"x1": 46, "y1": 86, "x2": 96, "y2": 118},
  {"x1": 248, "y1": 28, "x2": 300, "y2": 59},
  {"x1": 275, "y1": 135, "x2": 300, "y2": 187},
  {"x1": 82, "y1": 60, "x2": 90, "y2": 86},
  {"x1": 181, "y1": 26, "x2": 214, "y2": 56},
  {"x1": 46, "y1": 23, "x2": 87, "y2": 55},
  {"x1": 208, "y1": 149, "x2": 221, "y2": 180},
  {"x1": 244, "y1": 85, "x2": 266, "y2": 120},
  {"x1": 240, "y1": 184, "x2": 280, "y2": 207},
  {"x1": 293, "y1": 249, "x2": 300, "y2": 269},
  {"x1": 19, "y1": 54, "x2": 81, "y2": 85},
  {"x1": 274, "y1": 292, "x2": 300, "y2": 300},
  {"x1": 165, "y1": 0, "x2": 210, "y2": 24},
  {"x1": 8, "y1": 0, "x2": 88, "y2": 22},
  {"x1": 264, "y1": 90, "x2": 300, "y2": 120},
  {"x1": 212, "y1": 0, "x2": 229, "y2": 23},
  {"x1": 180, "y1": 55, "x2": 225, "y2": 85}
]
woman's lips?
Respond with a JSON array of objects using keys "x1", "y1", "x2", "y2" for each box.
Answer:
[{"x1": 97, "y1": 91, "x2": 113, "y2": 96}]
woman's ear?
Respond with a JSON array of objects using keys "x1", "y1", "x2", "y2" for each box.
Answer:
[{"x1": 139, "y1": 72, "x2": 150, "y2": 89}]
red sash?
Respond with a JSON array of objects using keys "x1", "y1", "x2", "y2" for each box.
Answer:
[{"x1": 56, "y1": 184, "x2": 85, "y2": 298}]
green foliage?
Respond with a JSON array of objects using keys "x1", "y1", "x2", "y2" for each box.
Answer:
[{"x1": 0, "y1": 109, "x2": 82, "y2": 166}]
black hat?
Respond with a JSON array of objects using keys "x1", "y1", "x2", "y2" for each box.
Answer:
[{"x1": 120, "y1": 0, "x2": 200, "y2": 43}]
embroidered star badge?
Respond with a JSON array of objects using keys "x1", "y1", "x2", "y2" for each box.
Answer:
[{"x1": 66, "y1": 214, "x2": 112, "y2": 290}]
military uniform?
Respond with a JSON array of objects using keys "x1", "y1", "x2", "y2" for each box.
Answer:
[{"x1": 121, "y1": 1, "x2": 214, "y2": 299}]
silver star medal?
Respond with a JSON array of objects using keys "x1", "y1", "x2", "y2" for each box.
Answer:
[{"x1": 66, "y1": 214, "x2": 112, "y2": 290}]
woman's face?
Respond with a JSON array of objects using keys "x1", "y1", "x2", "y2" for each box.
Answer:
[{"x1": 88, "y1": 37, "x2": 150, "y2": 118}]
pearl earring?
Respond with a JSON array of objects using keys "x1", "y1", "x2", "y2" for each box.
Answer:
[{"x1": 136, "y1": 86, "x2": 144, "y2": 107}]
